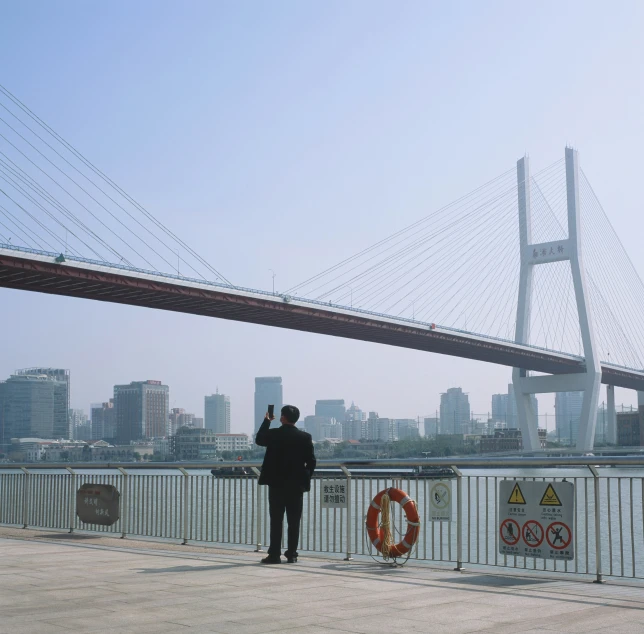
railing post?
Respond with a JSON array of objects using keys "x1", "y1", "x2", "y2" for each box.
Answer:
[
  {"x1": 117, "y1": 467, "x2": 128, "y2": 539},
  {"x1": 20, "y1": 467, "x2": 29, "y2": 529},
  {"x1": 588, "y1": 466, "x2": 604, "y2": 583},
  {"x1": 251, "y1": 467, "x2": 263, "y2": 552},
  {"x1": 341, "y1": 466, "x2": 352, "y2": 561},
  {"x1": 451, "y1": 465, "x2": 464, "y2": 571},
  {"x1": 178, "y1": 467, "x2": 190, "y2": 545},
  {"x1": 65, "y1": 467, "x2": 76, "y2": 533}
]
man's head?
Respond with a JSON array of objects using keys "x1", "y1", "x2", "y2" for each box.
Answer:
[{"x1": 280, "y1": 405, "x2": 300, "y2": 425}]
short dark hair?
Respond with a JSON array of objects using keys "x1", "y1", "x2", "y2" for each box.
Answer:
[{"x1": 281, "y1": 405, "x2": 300, "y2": 423}]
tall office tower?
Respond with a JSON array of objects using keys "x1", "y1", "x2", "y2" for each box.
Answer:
[
  {"x1": 0, "y1": 373, "x2": 68, "y2": 442},
  {"x1": 315, "y1": 399, "x2": 346, "y2": 422},
  {"x1": 396, "y1": 419, "x2": 419, "y2": 440},
  {"x1": 205, "y1": 391, "x2": 231, "y2": 434},
  {"x1": 439, "y1": 388, "x2": 470, "y2": 435},
  {"x1": 491, "y1": 393, "x2": 508, "y2": 424},
  {"x1": 15, "y1": 368, "x2": 70, "y2": 438},
  {"x1": 168, "y1": 408, "x2": 196, "y2": 436},
  {"x1": 254, "y1": 377, "x2": 282, "y2": 434},
  {"x1": 342, "y1": 402, "x2": 365, "y2": 440},
  {"x1": 114, "y1": 380, "x2": 169, "y2": 444},
  {"x1": 91, "y1": 400, "x2": 116, "y2": 441},
  {"x1": 555, "y1": 391, "x2": 584, "y2": 445}
]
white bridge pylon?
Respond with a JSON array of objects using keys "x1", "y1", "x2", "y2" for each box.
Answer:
[{"x1": 513, "y1": 148, "x2": 604, "y2": 452}]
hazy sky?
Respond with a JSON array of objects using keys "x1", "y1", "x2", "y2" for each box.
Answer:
[{"x1": 1, "y1": 1, "x2": 643, "y2": 434}]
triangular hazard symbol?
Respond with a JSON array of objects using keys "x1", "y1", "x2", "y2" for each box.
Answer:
[
  {"x1": 507, "y1": 482, "x2": 526, "y2": 504},
  {"x1": 540, "y1": 483, "x2": 562, "y2": 506}
]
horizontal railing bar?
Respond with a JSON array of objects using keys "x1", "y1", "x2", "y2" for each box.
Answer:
[{"x1": 2, "y1": 456, "x2": 644, "y2": 471}]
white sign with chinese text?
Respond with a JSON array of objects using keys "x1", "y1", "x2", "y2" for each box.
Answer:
[
  {"x1": 498, "y1": 480, "x2": 574, "y2": 561},
  {"x1": 320, "y1": 480, "x2": 348, "y2": 508},
  {"x1": 429, "y1": 480, "x2": 452, "y2": 522}
]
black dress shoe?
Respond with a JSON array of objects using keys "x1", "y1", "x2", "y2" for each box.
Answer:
[
  {"x1": 260, "y1": 555, "x2": 281, "y2": 564},
  {"x1": 286, "y1": 555, "x2": 298, "y2": 563}
]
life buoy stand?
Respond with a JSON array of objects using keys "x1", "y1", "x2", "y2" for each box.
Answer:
[{"x1": 365, "y1": 487, "x2": 420, "y2": 559}]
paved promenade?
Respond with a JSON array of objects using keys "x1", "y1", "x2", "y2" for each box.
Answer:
[{"x1": 1, "y1": 527, "x2": 643, "y2": 634}]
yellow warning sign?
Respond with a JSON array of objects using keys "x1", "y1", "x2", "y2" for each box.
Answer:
[
  {"x1": 540, "y1": 483, "x2": 562, "y2": 506},
  {"x1": 508, "y1": 482, "x2": 526, "y2": 504}
]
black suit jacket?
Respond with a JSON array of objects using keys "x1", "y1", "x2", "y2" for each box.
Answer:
[{"x1": 255, "y1": 418, "x2": 316, "y2": 492}]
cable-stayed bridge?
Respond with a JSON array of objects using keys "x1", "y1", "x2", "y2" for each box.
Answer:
[{"x1": 0, "y1": 85, "x2": 643, "y2": 451}]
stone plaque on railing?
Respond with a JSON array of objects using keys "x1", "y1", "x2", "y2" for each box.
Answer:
[{"x1": 76, "y1": 483, "x2": 120, "y2": 526}]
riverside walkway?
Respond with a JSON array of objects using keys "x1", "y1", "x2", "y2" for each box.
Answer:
[{"x1": 1, "y1": 528, "x2": 643, "y2": 634}]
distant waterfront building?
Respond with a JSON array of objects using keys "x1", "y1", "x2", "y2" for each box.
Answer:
[
  {"x1": 171, "y1": 427, "x2": 217, "y2": 461},
  {"x1": 479, "y1": 428, "x2": 547, "y2": 453},
  {"x1": 254, "y1": 377, "x2": 283, "y2": 433},
  {"x1": 192, "y1": 417, "x2": 204, "y2": 429},
  {"x1": 365, "y1": 412, "x2": 395, "y2": 442},
  {"x1": 315, "y1": 400, "x2": 346, "y2": 421},
  {"x1": 205, "y1": 392, "x2": 231, "y2": 434},
  {"x1": 491, "y1": 385, "x2": 538, "y2": 427},
  {"x1": 91, "y1": 400, "x2": 116, "y2": 441},
  {"x1": 555, "y1": 391, "x2": 583, "y2": 445},
  {"x1": 303, "y1": 415, "x2": 328, "y2": 442},
  {"x1": 342, "y1": 403, "x2": 365, "y2": 441},
  {"x1": 617, "y1": 410, "x2": 642, "y2": 446},
  {"x1": 423, "y1": 417, "x2": 439, "y2": 438},
  {"x1": 440, "y1": 388, "x2": 470, "y2": 435},
  {"x1": 0, "y1": 372, "x2": 69, "y2": 443},
  {"x1": 114, "y1": 380, "x2": 169, "y2": 444},
  {"x1": 168, "y1": 408, "x2": 196, "y2": 436},
  {"x1": 69, "y1": 409, "x2": 90, "y2": 440},
  {"x1": 395, "y1": 419, "x2": 419, "y2": 440},
  {"x1": 214, "y1": 433, "x2": 250, "y2": 453},
  {"x1": 15, "y1": 368, "x2": 70, "y2": 439}
]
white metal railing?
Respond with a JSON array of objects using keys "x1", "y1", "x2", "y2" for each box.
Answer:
[{"x1": 1, "y1": 457, "x2": 644, "y2": 583}]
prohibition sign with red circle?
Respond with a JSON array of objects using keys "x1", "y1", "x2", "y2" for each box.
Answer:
[
  {"x1": 546, "y1": 522, "x2": 572, "y2": 550},
  {"x1": 500, "y1": 519, "x2": 520, "y2": 545},
  {"x1": 522, "y1": 520, "x2": 544, "y2": 548}
]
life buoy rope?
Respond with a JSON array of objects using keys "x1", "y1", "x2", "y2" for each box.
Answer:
[{"x1": 366, "y1": 487, "x2": 420, "y2": 561}]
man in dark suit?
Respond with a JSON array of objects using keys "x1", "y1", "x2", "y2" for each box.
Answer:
[{"x1": 255, "y1": 404, "x2": 316, "y2": 564}]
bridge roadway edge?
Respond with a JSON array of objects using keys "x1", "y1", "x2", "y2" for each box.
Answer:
[{"x1": 1, "y1": 525, "x2": 643, "y2": 634}]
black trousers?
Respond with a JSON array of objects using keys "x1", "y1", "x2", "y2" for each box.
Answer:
[{"x1": 268, "y1": 486, "x2": 303, "y2": 557}]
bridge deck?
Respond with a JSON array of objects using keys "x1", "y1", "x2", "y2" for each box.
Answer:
[
  {"x1": 1, "y1": 247, "x2": 643, "y2": 390},
  {"x1": 1, "y1": 527, "x2": 642, "y2": 634}
]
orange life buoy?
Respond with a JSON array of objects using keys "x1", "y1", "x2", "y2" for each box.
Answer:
[{"x1": 365, "y1": 487, "x2": 420, "y2": 558}]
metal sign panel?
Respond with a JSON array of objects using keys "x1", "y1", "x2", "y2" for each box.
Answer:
[
  {"x1": 320, "y1": 480, "x2": 348, "y2": 508},
  {"x1": 498, "y1": 480, "x2": 574, "y2": 560},
  {"x1": 429, "y1": 480, "x2": 452, "y2": 522},
  {"x1": 76, "y1": 483, "x2": 120, "y2": 526}
]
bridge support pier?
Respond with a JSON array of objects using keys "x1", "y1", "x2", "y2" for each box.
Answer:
[
  {"x1": 606, "y1": 385, "x2": 616, "y2": 445},
  {"x1": 512, "y1": 148, "x2": 601, "y2": 452}
]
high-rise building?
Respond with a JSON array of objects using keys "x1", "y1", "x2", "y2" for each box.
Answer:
[
  {"x1": 14, "y1": 368, "x2": 70, "y2": 438},
  {"x1": 491, "y1": 385, "x2": 538, "y2": 427},
  {"x1": 168, "y1": 408, "x2": 196, "y2": 436},
  {"x1": 303, "y1": 415, "x2": 328, "y2": 441},
  {"x1": 91, "y1": 400, "x2": 116, "y2": 441},
  {"x1": 315, "y1": 399, "x2": 346, "y2": 422},
  {"x1": 254, "y1": 377, "x2": 282, "y2": 434},
  {"x1": 342, "y1": 403, "x2": 365, "y2": 441},
  {"x1": 440, "y1": 388, "x2": 470, "y2": 435},
  {"x1": 555, "y1": 391, "x2": 583, "y2": 445},
  {"x1": 365, "y1": 412, "x2": 395, "y2": 442},
  {"x1": 0, "y1": 373, "x2": 69, "y2": 442},
  {"x1": 69, "y1": 409, "x2": 90, "y2": 440},
  {"x1": 395, "y1": 419, "x2": 419, "y2": 440},
  {"x1": 114, "y1": 380, "x2": 169, "y2": 444},
  {"x1": 205, "y1": 392, "x2": 231, "y2": 434}
]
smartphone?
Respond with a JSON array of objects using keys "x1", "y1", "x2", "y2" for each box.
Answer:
[{"x1": 267, "y1": 404, "x2": 274, "y2": 418}]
